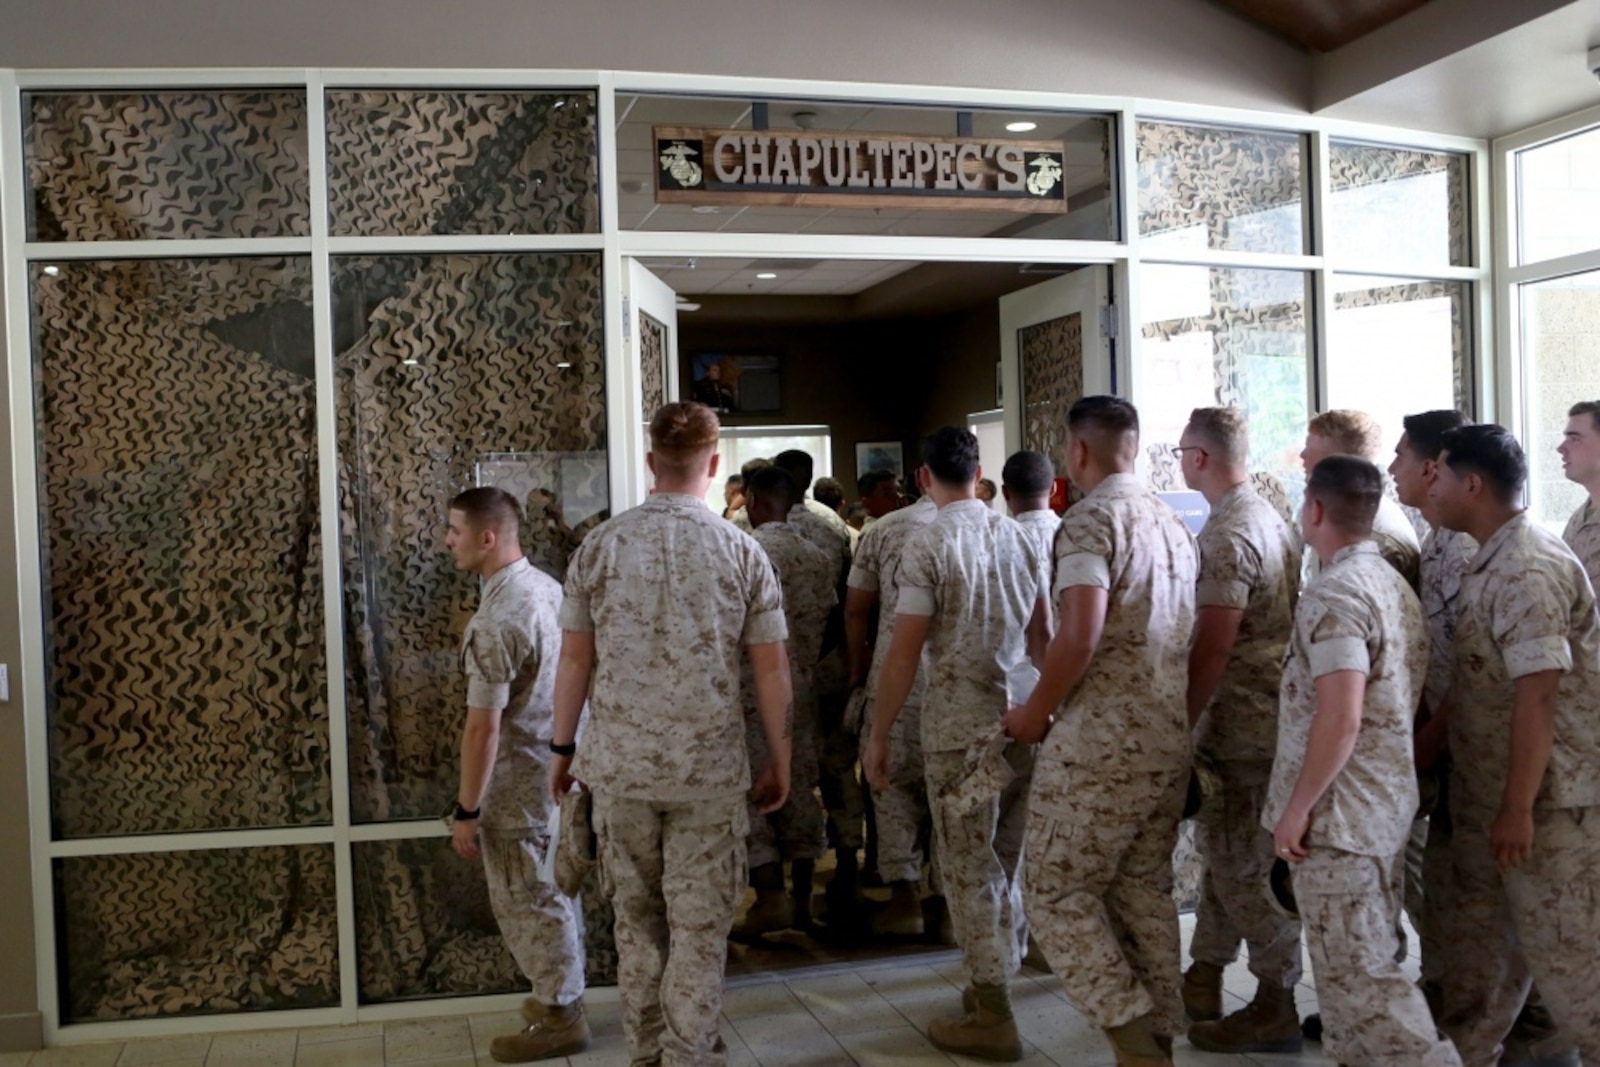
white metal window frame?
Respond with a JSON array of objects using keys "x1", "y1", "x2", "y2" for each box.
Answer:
[
  {"x1": 1, "y1": 65, "x2": 1490, "y2": 1043},
  {"x1": 1492, "y1": 102, "x2": 1600, "y2": 522}
]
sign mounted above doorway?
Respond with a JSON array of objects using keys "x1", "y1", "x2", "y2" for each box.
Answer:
[{"x1": 655, "y1": 126, "x2": 1068, "y2": 213}]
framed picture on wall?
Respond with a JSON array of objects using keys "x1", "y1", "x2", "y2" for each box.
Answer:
[
  {"x1": 688, "y1": 353, "x2": 780, "y2": 414},
  {"x1": 855, "y1": 441, "x2": 904, "y2": 480}
]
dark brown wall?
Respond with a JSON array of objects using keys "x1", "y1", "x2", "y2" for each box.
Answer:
[{"x1": 680, "y1": 301, "x2": 1002, "y2": 497}]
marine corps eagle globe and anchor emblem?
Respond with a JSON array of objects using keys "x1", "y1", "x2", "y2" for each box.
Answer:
[
  {"x1": 1026, "y1": 154, "x2": 1063, "y2": 197},
  {"x1": 658, "y1": 140, "x2": 704, "y2": 189}
]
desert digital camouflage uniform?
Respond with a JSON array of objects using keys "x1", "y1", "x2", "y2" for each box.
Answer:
[
  {"x1": 1188, "y1": 481, "x2": 1304, "y2": 992},
  {"x1": 1440, "y1": 513, "x2": 1600, "y2": 1067},
  {"x1": 896, "y1": 499, "x2": 1046, "y2": 987},
  {"x1": 562, "y1": 492, "x2": 787, "y2": 1067},
  {"x1": 1013, "y1": 508, "x2": 1061, "y2": 629},
  {"x1": 1562, "y1": 497, "x2": 1600, "y2": 595},
  {"x1": 848, "y1": 496, "x2": 938, "y2": 883},
  {"x1": 1414, "y1": 524, "x2": 1477, "y2": 991},
  {"x1": 1023, "y1": 473, "x2": 1197, "y2": 1036},
  {"x1": 744, "y1": 521, "x2": 836, "y2": 867},
  {"x1": 1264, "y1": 540, "x2": 1459, "y2": 1066},
  {"x1": 790, "y1": 499, "x2": 868, "y2": 858},
  {"x1": 462, "y1": 558, "x2": 587, "y2": 1006}
]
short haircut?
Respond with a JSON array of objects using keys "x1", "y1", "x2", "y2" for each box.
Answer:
[
  {"x1": 450, "y1": 486, "x2": 522, "y2": 533},
  {"x1": 812, "y1": 476, "x2": 845, "y2": 510},
  {"x1": 726, "y1": 473, "x2": 745, "y2": 488},
  {"x1": 744, "y1": 464, "x2": 799, "y2": 511},
  {"x1": 649, "y1": 402, "x2": 720, "y2": 471},
  {"x1": 740, "y1": 456, "x2": 771, "y2": 480},
  {"x1": 1439, "y1": 423, "x2": 1527, "y2": 503},
  {"x1": 1306, "y1": 455, "x2": 1383, "y2": 534},
  {"x1": 1067, "y1": 396, "x2": 1140, "y2": 460},
  {"x1": 1185, "y1": 406, "x2": 1248, "y2": 465},
  {"x1": 858, "y1": 468, "x2": 898, "y2": 496},
  {"x1": 1308, "y1": 409, "x2": 1384, "y2": 460},
  {"x1": 773, "y1": 449, "x2": 815, "y2": 491},
  {"x1": 1001, "y1": 450, "x2": 1054, "y2": 496},
  {"x1": 1401, "y1": 410, "x2": 1469, "y2": 461},
  {"x1": 922, "y1": 426, "x2": 981, "y2": 485},
  {"x1": 1569, "y1": 400, "x2": 1600, "y2": 432}
]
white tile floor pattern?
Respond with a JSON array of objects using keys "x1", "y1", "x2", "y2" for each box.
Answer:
[{"x1": 3, "y1": 915, "x2": 1422, "y2": 1066}]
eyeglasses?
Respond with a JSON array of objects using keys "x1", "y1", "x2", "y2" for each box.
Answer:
[{"x1": 1170, "y1": 446, "x2": 1208, "y2": 459}]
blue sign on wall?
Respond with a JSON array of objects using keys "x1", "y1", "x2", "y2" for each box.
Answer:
[{"x1": 1157, "y1": 490, "x2": 1211, "y2": 535}]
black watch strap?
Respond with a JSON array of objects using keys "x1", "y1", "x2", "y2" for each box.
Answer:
[
  {"x1": 453, "y1": 801, "x2": 481, "y2": 821},
  {"x1": 549, "y1": 739, "x2": 577, "y2": 756}
]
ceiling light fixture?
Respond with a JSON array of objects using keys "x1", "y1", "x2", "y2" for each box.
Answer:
[
  {"x1": 1005, "y1": 121, "x2": 1038, "y2": 133},
  {"x1": 675, "y1": 301, "x2": 702, "y2": 312},
  {"x1": 42, "y1": 265, "x2": 60, "y2": 276},
  {"x1": 402, "y1": 358, "x2": 419, "y2": 366},
  {"x1": 556, "y1": 361, "x2": 574, "y2": 369},
  {"x1": 756, "y1": 272, "x2": 778, "y2": 280}
]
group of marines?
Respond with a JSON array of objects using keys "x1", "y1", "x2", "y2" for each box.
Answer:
[{"x1": 442, "y1": 394, "x2": 1600, "y2": 1067}]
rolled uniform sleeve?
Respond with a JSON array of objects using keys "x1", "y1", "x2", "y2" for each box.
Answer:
[
  {"x1": 558, "y1": 547, "x2": 595, "y2": 632},
  {"x1": 1305, "y1": 601, "x2": 1372, "y2": 680},
  {"x1": 847, "y1": 532, "x2": 882, "y2": 592},
  {"x1": 463, "y1": 625, "x2": 518, "y2": 710},
  {"x1": 1197, "y1": 530, "x2": 1258, "y2": 610},
  {"x1": 1493, "y1": 570, "x2": 1575, "y2": 679},
  {"x1": 1055, "y1": 505, "x2": 1114, "y2": 593},
  {"x1": 895, "y1": 536, "x2": 937, "y2": 617},
  {"x1": 742, "y1": 551, "x2": 789, "y2": 645}
]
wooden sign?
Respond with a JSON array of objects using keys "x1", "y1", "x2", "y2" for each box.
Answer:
[{"x1": 654, "y1": 126, "x2": 1068, "y2": 213}]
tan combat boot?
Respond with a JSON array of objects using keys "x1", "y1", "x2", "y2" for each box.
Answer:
[
  {"x1": 927, "y1": 982, "x2": 1023, "y2": 1062},
  {"x1": 1186, "y1": 982, "x2": 1302, "y2": 1054},
  {"x1": 870, "y1": 880, "x2": 924, "y2": 937},
  {"x1": 491, "y1": 1001, "x2": 591, "y2": 1062},
  {"x1": 732, "y1": 863, "x2": 794, "y2": 938},
  {"x1": 1180, "y1": 960, "x2": 1223, "y2": 1022},
  {"x1": 1103, "y1": 1013, "x2": 1173, "y2": 1067}
]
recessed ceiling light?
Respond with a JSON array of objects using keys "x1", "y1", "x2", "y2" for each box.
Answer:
[
  {"x1": 402, "y1": 358, "x2": 419, "y2": 366},
  {"x1": 692, "y1": 206, "x2": 721, "y2": 215},
  {"x1": 1005, "y1": 121, "x2": 1038, "y2": 133},
  {"x1": 675, "y1": 301, "x2": 702, "y2": 312},
  {"x1": 556, "y1": 361, "x2": 574, "y2": 369},
  {"x1": 756, "y1": 272, "x2": 778, "y2": 280},
  {"x1": 41, "y1": 265, "x2": 60, "y2": 276}
]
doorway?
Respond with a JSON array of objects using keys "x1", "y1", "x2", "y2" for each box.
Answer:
[{"x1": 625, "y1": 255, "x2": 1110, "y2": 976}]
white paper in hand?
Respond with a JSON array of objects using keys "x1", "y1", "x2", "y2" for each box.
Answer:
[{"x1": 534, "y1": 801, "x2": 563, "y2": 886}]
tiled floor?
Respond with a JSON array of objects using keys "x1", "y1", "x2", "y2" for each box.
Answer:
[{"x1": 4, "y1": 915, "x2": 1419, "y2": 1066}]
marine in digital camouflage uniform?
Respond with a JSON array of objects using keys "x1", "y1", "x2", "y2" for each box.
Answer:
[
  {"x1": 550, "y1": 403, "x2": 794, "y2": 1067},
  {"x1": 1431, "y1": 424, "x2": 1600, "y2": 1067},
  {"x1": 1005, "y1": 397, "x2": 1197, "y2": 1067}
]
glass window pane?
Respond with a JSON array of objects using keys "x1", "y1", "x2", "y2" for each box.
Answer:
[
  {"x1": 326, "y1": 91, "x2": 599, "y2": 237},
  {"x1": 32, "y1": 257, "x2": 328, "y2": 839},
  {"x1": 1138, "y1": 266, "x2": 1310, "y2": 507},
  {"x1": 706, "y1": 429, "x2": 833, "y2": 510},
  {"x1": 1327, "y1": 276, "x2": 1471, "y2": 451},
  {"x1": 1327, "y1": 142, "x2": 1469, "y2": 267},
  {"x1": 619, "y1": 94, "x2": 1115, "y2": 241},
  {"x1": 57, "y1": 846, "x2": 339, "y2": 1022},
  {"x1": 1137, "y1": 122, "x2": 1306, "y2": 255},
  {"x1": 1523, "y1": 270, "x2": 1600, "y2": 527},
  {"x1": 353, "y1": 838, "x2": 615, "y2": 1001},
  {"x1": 336, "y1": 254, "x2": 607, "y2": 822},
  {"x1": 24, "y1": 91, "x2": 310, "y2": 241},
  {"x1": 1518, "y1": 126, "x2": 1600, "y2": 265}
]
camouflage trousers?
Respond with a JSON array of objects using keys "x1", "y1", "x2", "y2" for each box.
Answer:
[
  {"x1": 480, "y1": 830, "x2": 587, "y2": 1007},
  {"x1": 1295, "y1": 847, "x2": 1462, "y2": 1066},
  {"x1": 1024, "y1": 765, "x2": 1187, "y2": 1033},
  {"x1": 745, "y1": 692, "x2": 826, "y2": 868},
  {"x1": 924, "y1": 745, "x2": 1031, "y2": 986},
  {"x1": 869, "y1": 702, "x2": 928, "y2": 883},
  {"x1": 593, "y1": 792, "x2": 748, "y2": 1067},
  {"x1": 1189, "y1": 760, "x2": 1303, "y2": 987},
  {"x1": 816, "y1": 653, "x2": 865, "y2": 852},
  {"x1": 1439, "y1": 809, "x2": 1600, "y2": 1067}
]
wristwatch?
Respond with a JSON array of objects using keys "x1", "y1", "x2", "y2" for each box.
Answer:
[
  {"x1": 549, "y1": 739, "x2": 577, "y2": 756},
  {"x1": 452, "y1": 801, "x2": 481, "y2": 821}
]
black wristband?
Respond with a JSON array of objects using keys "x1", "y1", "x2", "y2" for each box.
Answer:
[
  {"x1": 453, "y1": 801, "x2": 481, "y2": 821},
  {"x1": 549, "y1": 739, "x2": 577, "y2": 757}
]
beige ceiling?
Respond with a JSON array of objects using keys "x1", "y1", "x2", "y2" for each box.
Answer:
[{"x1": 1211, "y1": 0, "x2": 1429, "y2": 52}]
